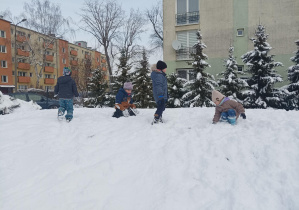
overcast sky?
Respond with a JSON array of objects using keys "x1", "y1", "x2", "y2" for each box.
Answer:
[{"x1": 1, "y1": 0, "x2": 163, "y2": 64}]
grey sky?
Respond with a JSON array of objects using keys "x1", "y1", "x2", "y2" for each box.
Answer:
[{"x1": 1, "y1": 0, "x2": 162, "y2": 64}]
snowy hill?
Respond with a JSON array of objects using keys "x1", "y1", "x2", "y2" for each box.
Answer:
[{"x1": 0, "y1": 107, "x2": 299, "y2": 210}]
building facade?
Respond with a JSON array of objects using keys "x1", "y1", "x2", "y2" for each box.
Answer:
[
  {"x1": 0, "y1": 18, "x2": 108, "y2": 94},
  {"x1": 163, "y1": 0, "x2": 299, "y2": 85}
]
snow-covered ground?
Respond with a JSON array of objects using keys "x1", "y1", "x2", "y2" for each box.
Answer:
[{"x1": 0, "y1": 106, "x2": 299, "y2": 210}]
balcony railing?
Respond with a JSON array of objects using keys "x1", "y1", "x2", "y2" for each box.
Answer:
[
  {"x1": 44, "y1": 78, "x2": 55, "y2": 84},
  {"x1": 16, "y1": 35, "x2": 27, "y2": 42},
  {"x1": 176, "y1": 47, "x2": 196, "y2": 60},
  {"x1": 46, "y1": 55, "x2": 54, "y2": 62},
  {"x1": 44, "y1": 43, "x2": 54, "y2": 49},
  {"x1": 44, "y1": 66, "x2": 54, "y2": 73},
  {"x1": 70, "y1": 50, "x2": 78, "y2": 56},
  {"x1": 18, "y1": 62, "x2": 30, "y2": 70},
  {"x1": 176, "y1": 11, "x2": 199, "y2": 25},
  {"x1": 18, "y1": 76, "x2": 30, "y2": 83},
  {"x1": 70, "y1": 60, "x2": 78, "y2": 66},
  {"x1": 17, "y1": 49, "x2": 30, "y2": 57}
]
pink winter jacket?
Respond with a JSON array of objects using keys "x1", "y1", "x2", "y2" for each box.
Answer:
[{"x1": 213, "y1": 99, "x2": 245, "y2": 123}]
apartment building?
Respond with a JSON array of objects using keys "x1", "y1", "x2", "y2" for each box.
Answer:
[
  {"x1": 0, "y1": 18, "x2": 108, "y2": 94},
  {"x1": 163, "y1": 0, "x2": 299, "y2": 85},
  {"x1": 0, "y1": 19, "x2": 13, "y2": 94}
]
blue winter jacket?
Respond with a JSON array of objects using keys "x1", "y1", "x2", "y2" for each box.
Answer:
[
  {"x1": 54, "y1": 76, "x2": 79, "y2": 99},
  {"x1": 151, "y1": 70, "x2": 168, "y2": 103},
  {"x1": 115, "y1": 88, "x2": 133, "y2": 104}
]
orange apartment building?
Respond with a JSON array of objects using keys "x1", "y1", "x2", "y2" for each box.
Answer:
[
  {"x1": 0, "y1": 17, "x2": 108, "y2": 94},
  {"x1": 0, "y1": 19, "x2": 13, "y2": 94}
]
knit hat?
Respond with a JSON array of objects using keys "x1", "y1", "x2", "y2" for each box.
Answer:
[
  {"x1": 63, "y1": 67, "x2": 71, "y2": 76},
  {"x1": 212, "y1": 90, "x2": 225, "y2": 103},
  {"x1": 156, "y1": 60, "x2": 167, "y2": 70},
  {"x1": 123, "y1": 82, "x2": 133, "y2": 90}
]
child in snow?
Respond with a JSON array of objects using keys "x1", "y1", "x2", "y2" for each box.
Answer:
[
  {"x1": 54, "y1": 67, "x2": 79, "y2": 121},
  {"x1": 151, "y1": 60, "x2": 168, "y2": 124},
  {"x1": 212, "y1": 90, "x2": 246, "y2": 125},
  {"x1": 112, "y1": 82, "x2": 137, "y2": 118}
]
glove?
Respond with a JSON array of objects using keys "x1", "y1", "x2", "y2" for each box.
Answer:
[
  {"x1": 130, "y1": 104, "x2": 136, "y2": 109},
  {"x1": 240, "y1": 113, "x2": 246, "y2": 119}
]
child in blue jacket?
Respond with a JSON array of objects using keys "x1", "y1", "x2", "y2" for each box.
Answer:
[
  {"x1": 54, "y1": 67, "x2": 79, "y2": 121},
  {"x1": 112, "y1": 82, "x2": 137, "y2": 118},
  {"x1": 151, "y1": 60, "x2": 168, "y2": 124}
]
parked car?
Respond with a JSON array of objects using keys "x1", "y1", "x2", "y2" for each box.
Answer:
[{"x1": 9, "y1": 92, "x2": 60, "y2": 109}]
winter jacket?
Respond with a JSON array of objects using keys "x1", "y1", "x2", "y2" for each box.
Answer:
[
  {"x1": 115, "y1": 88, "x2": 135, "y2": 111},
  {"x1": 54, "y1": 76, "x2": 79, "y2": 99},
  {"x1": 151, "y1": 69, "x2": 168, "y2": 103},
  {"x1": 213, "y1": 98, "x2": 245, "y2": 123}
]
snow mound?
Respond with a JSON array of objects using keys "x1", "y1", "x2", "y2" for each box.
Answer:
[
  {"x1": 0, "y1": 107, "x2": 298, "y2": 210},
  {"x1": 0, "y1": 91, "x2": 41, "y2": 114}
]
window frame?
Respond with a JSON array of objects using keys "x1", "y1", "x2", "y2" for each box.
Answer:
[
  {"x1": 1, "y1": 60, "x2": 7, "y2": 68},
  {"x1": 237, "y1": 28, "x2": 244, "y2": 37},
  {"x1": 0, "y1": 30, "x2": 6, "y2": 38},
  {"x1": 177, "y1": 68, "x2": 195, "y2": 81},
  {"x1": 1, "y1": 75, "x2": 8, "y2": 83},
  {"x1": 0, "y1": 45, "x2": 6, "y2": 53}
]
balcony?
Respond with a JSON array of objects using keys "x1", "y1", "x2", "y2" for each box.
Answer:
[
  {"x1": 17, "y1": 49, "x2": 30, "y2": 57},
  {"x1": 46, "y1": 55, "x2": 54, "y2": 62},
  {"x1": 70, "y1": 60, "x2": 78, "y2": 66},
  {"x1": 176, "y1": 11, "x2": 199, "y2": 25},
  {"x1": 16, "y1": 35, "x2": 27, "y2": 42},
  {"x1": 176, "y1": 47, "x2": 196, "y2": 60},
  {"x1": 18, "y1": 62, "x2": 30, "y2": 70},
  {"x1": 70, "y1": 50, "x2": 78, "y2": 56},
  {"x1": 44, "y1": 66, "x2": 54, "y2": 73},
  {"x1": 44, "y1": 43, "x2": 54, "y2": 49},
  {"x1": 18, "y1": 76, "x2": 30, "y2": 83},
  {"x1": 44, "y1": 78, "x2": 55, "y2": 84}
]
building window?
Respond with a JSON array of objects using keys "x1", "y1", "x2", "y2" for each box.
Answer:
[
  {"x1": 62, "y1": 58, "x2": 66, "y2": 64},
  {"x1": 45, "y1": 74, "x2": 51, "y2": 78},
  {"x1": 177, "y1": 69, "x2": 195, "y2": 81},
  {"x1": 28, "y1": 34, "x2": 31, "y2": 38},
  {"x1": 237, "y1": 65, "x2": 244, "y2": 72},
  {"x1": 1, "y1": 75, "x2": 8, "y2": 83},
  {"x1": 12, "y1": 43, "x2": 14, "y2": 48},
  {"x1": 62, "y1": 47, "x2": 65, "y2": 53},
  {"x1": 0, "y1": 30, "x2": 6, "y2": 38},
  {"x1": 19, "y1": 85, "x2": 28, "y2": 90},
  {"x1": 12, "y1": 57, "x2": 15, "y2": 62},
  {"x1": 11, "y1": 29, "x2": 14, "y2": 35},
  {"x1": 176, "y1": 30, "x2": 197, "y2": 60},
  {"x1": 1, "y1": 60, "x2": 7, "y2": 68},
  {"x1": 21, "y1": 45, "x2": 25, "y2": 50},
  {"x1": 30, "y1": 73, "x2": 33, "y2": 77},
  {"x1": 237, "y1": 28, "x2": 244, "y2": 36},
  {"x1": 176, "y1": 0, "x2": 199, "y2": 25},
  {"x1": 18, "y1": 72, "x2": 27, "y2": 76},
  {"x1": 0, "y1": 45, "x2": 6, "y2": 53},
  {"x1": 45, "y1": 86, "x2": 52, "y2": 90}
]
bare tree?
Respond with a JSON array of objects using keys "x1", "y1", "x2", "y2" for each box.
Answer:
[
  {"x1": 23, "y1": 0, "x2": 73, "y2": 37},
  {"x1": 21, "y1": 0, "x2": 74, "y2": 88},
  {"x1": 80, "y1": 0, "x2": 124, "y2": 78},
  {"x1": 116, "y1": 9, "x2": 146, "y2": 66},
  {"x1": 146, "y1": 1, "x2": 163, "y2": 50}
]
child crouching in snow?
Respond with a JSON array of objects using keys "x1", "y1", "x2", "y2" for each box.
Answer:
[
  {"x1": 212, "y1": 90, "x2": 246, "y2": 125},
  {"x1": 112, "y1": 82, "x2": 138, "y2": 118}
]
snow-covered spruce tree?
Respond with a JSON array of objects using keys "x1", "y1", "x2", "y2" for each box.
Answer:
[
  {"x1": 84, "y1": 68, "x2": 109, "y2": 108},
  {"x1": 284, "y1": 39, "x2": 299, "y2": 110},
  {"x1": 217, "y1": 46, "x2": 247, "y2": 101},
  {"x1": 241, "y1": 25, "x2": 283, "y2": 109},
  {"x1": 131, "y1": 49, "x2": 155, "y2": 108},
  {"x1": 183, "y1": 30, "x2": 217, "y2": 107},
  {"x1": 167, "y1": 73, "x2": 187, "y2": 108},
  {"x1": 112, "y1": 49, "x2": 132, "y2": 94}
]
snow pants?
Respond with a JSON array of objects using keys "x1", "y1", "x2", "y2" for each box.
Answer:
[
  {"x1": 220, "y1": 109, "x2": 236, "y2": 125},
  {"x1": 154, "y1": 99, "x2": 166, "y2": 119},
  {"x1": 58, "y1": 98, "x2": 74, "y2": 120}
]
